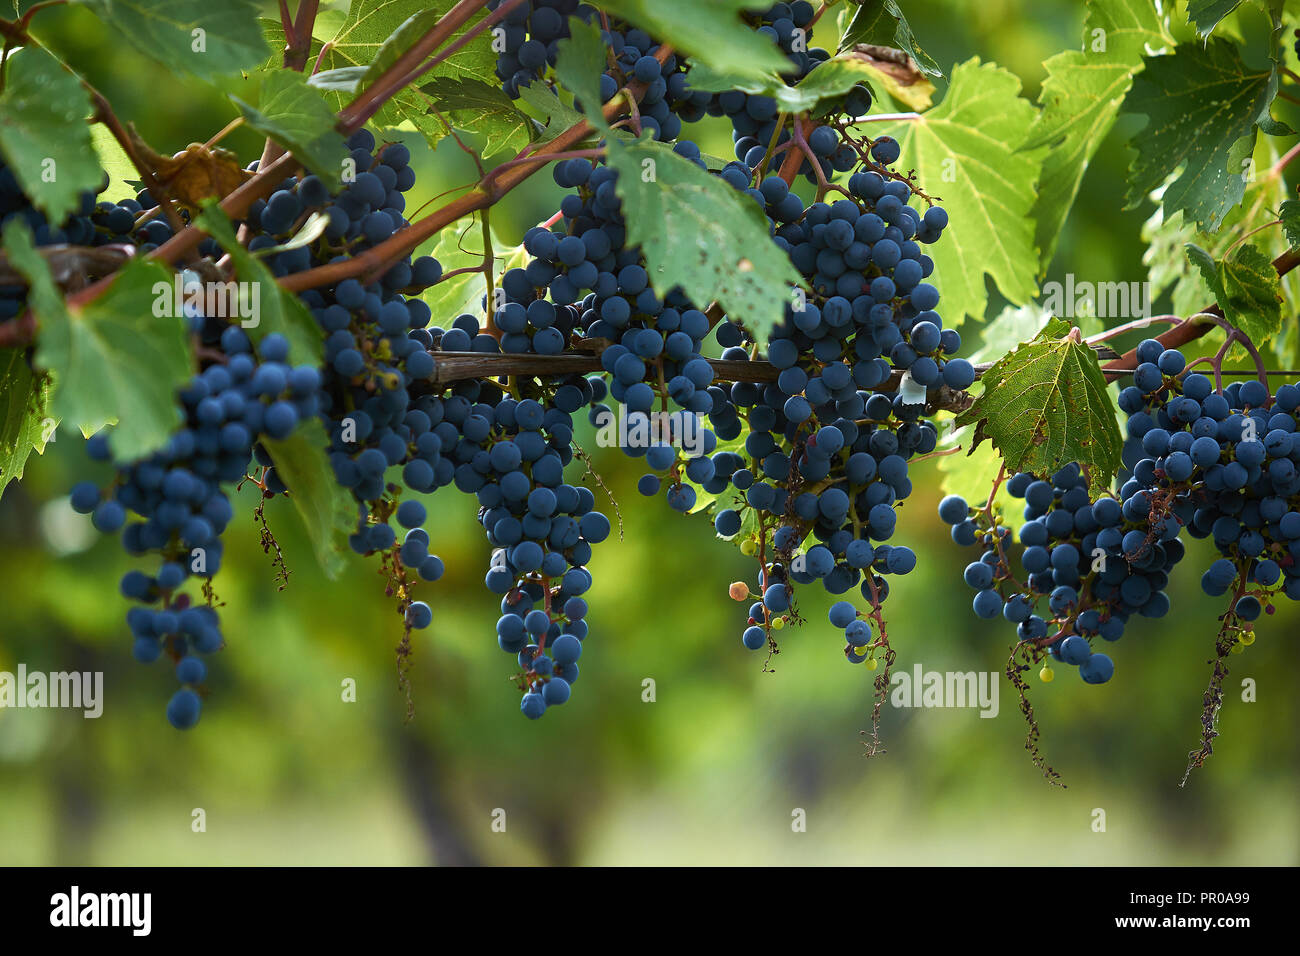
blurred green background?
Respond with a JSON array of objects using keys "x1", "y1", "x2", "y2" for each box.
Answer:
[{"x1": 2, "y1": 0, "x2": 1298, "y2": 866}]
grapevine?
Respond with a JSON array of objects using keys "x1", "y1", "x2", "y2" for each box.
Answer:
[{"x1": 1, "y1": 0, "x2": 1299, "y2": 794}]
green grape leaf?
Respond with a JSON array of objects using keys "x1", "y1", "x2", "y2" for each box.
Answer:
[
  {"x1": 516, "y1": 83, "x2": 592, "y2": 145},
  {"x1": 89, "y1": 122, "x2": 138, "y2": 203},
  {"x1": 318, "y1": 1, "x2": 495, "y2": 147},
  {"x1": 605, "y1": 135, "x2": 804, "y2": 341},
  {"x1": 80, "y1": 0, "x2": 270, "y2": 81},
  {"x1": 1122, "y1": 39, "x2": 1273, "y2": 232},
  {"x1": 954, "y1": 318, "x2": 1122, "y2": 493},
  {"x1": 680, "y1": 63, "x2": 777, "y2": 94},
  {"x1": 262, "y1": 418, "x2": 355, "y2": 581},
  {"x1": 231, "y1": 70, "x2": 348, "y2": 184},
  {"x1": 421, "y1": 76, "x2": 533, "y2": 158},
  {"x1": 1279, "y1": 198, "x2": 1300, "y2": 248},
  {"x1": 0, "y1": 348, "x2": 54, "y2": 495},
  {"x1": 419, "y1": 215, "x2": 528, "y2": 323},
  {"x1": 1144, "y1": 132, "x2": 1292, "y2": 323},
  {"x1": 594, "y1": 0, "x2": 794, "y2": 81},
  {"x1": 1186, "y1": 242, "x2": 1283, "y2": 346},
  {"x1": 938, "y1": 305, "x2": 1053, "y2": 522},
  {"x1": 838, "y1": 0, "x2": 943, "y2": 79},
  {"x1": 1187, "y1": 0, "x2": 1244, "y2": 35},
  {"x1": 968, "y1": 303, "x2": 1054, "y2": 364},
  {"x1": 892, "y1": 58, "x2": 1045, "y2": 327},
  {"x1": 554, "y1": 16, "x2": 615, "y2": 129},
  {"x1": 0, "y1": 48, "x2": 101, "y2": 227},
  {"x1": 1024, "y1": 0, "x2": 1173, "y2": 268},
  {"x1": 194, "y1": 203, "x2": 324, "y2": 368},
  {"x1": 5, "y1": 222, "x2": 193, "y2": 462}
]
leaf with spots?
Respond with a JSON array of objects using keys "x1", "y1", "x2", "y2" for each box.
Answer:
[
  {"x1": 1121, "y1": 39, "x2": 1274, "y2": 232},
  {"x1": 605, "y1": 135, "x2": 804, "y2": 341},
  {"x1": 1280, "y1": 198, "x2": 1300, "y2": 249},
  {"x1": 954, "y1": 319, "x2": 1122, "y2": 494}
]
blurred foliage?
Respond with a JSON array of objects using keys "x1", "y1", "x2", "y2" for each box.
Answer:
[{"x1": 1, "y1": 0, "x2": 1298, "y2": 865}]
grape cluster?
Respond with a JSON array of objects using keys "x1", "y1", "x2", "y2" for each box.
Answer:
[
  {"x1": 243, "y1": 130, "x2": 616, "y2": 718},
  {"x1": 238, "y1": 130, "x2": 448, "y2": 554},
  {"x1": 69, "y1": 331, "x2": 321, "y2": 726},
  {"x1": 690, "y1": 139, "x2": 961, "y2": 658},
  {"x1": 59, "y1": 129, "x2": 459, "y2": 727},
  {"x1": 527, "y1": 149, "x2": 729, "y2": 506},
  {"x1": 937, "y1": 462, "x2": 1160, "y2": 685},
  {"x1": 1118, "y1": 340, "x2": 1300, "y2": 609},
  {"x1": 490, "y1": 0, "x2": 592, "y2": 99},
  {"x1": 42, "y1": 1, "x2": 967, "y2": 728},
  {"x1": 940, "y1": 337, "x2": 1300, "y2": 686}
]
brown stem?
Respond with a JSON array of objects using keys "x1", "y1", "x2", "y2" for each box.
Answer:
[
  {"x1": 777, "y1": 121, "x2": 805, "y2": 186},
  {"x1": 288, "y1": 0, "x2": 321, "y2": 71},
  {"x1": 1101, "y1": 247, "x2": 1300, "y2": 378},
  {"x1": 385, "y1": 0, "x2": 528, "y2": 107},
  {"x1": 339, "y1": 0, "x2": 520, "y2": 132}
]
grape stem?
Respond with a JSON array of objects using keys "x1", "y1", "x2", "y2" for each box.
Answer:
[
  {"x1": 1181, "y1": 564, "x2": 1251, "y2": 786},
  {"x1": 1268, "y1": 139, "x2": 1300, "y2": 178},
  {"x1": 480, "y1": 148, "x2": 607, "y2": 186},
  {"x1": 285, "y1": 1, "x2": 320, "y2": 72},
  {"x1": 859, "y1": 573, "x2": 895, "y2": 758},
  {"x1": 1081, "y1": 313, "x2": 1186, "y2": 346},
  {"x1": 339, "y1": 0, "x2": 521, "y2": 132},
  {"x1": 981, "y1": 463, "x2": 1030, "y2": 595}
]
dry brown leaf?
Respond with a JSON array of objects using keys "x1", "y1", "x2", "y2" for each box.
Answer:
[
  {"x1": 845, "y1": 44, "x2": 935, "y2": 111},
  {"x1": 127, "y1": 128, "x2": 251, "y2": 210}
]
